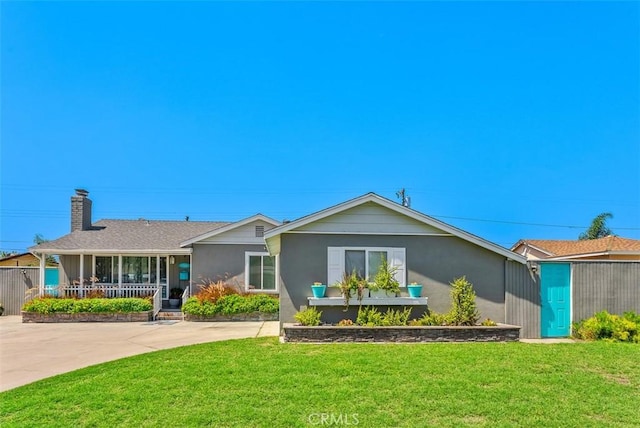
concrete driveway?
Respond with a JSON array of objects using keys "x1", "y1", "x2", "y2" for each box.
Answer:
[{"x1": 0, "y1": 316, "x2": 279, "y2": 392}]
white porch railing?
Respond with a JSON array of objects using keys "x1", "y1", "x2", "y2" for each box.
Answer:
[
  {"x1": 152, "y1": 288, "x2": 162, "y2": 320},
  {"x1": 180, "y1": 287, "x2": 190, "y2": 320},
  {"x1": 59, "y1": 284, "x2": 158, "y2": 299}
]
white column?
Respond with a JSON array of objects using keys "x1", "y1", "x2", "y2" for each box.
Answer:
[
  {"x1": 156, "y1": 256, "x2": 160, "y2": 287},
  {"x1": 79, "y1": 254, "x2": 84, "y2": 297},
  {"x1": 118, "y1": 255, "x2": 123, "y2": 288},
  {"x1": 39, "y1": 253, "x2": 46, "y2": 296},
  {"x1": 189, "y1": 254, "x2": 193, "y2": 295}
]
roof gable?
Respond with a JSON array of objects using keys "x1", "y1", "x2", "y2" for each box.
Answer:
[
  {"x1": 292, "y1": 201, "x2": 448, "y2": 235},
  {"x1": 265, "y1": 193, "x2": 526, "y2": 263},
  {"x1": 180, "y1": 214, "x2": 281, "y2": 246}
]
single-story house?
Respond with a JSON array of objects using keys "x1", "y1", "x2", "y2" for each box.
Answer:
[
  {"x1": 264, "y1": 193, "x2": 532, "y2": 326},
  {"x1": 30, "y1": 189, "x2": 280, "y2": 304},
  {"x1": 30, "y1": 190, "x2": 639, "y2": 338},
  {"x1": 511, "y1": 236, "x2": 640, "y2": 261}
]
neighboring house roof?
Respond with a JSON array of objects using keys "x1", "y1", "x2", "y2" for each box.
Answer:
[
  {"x1": 511, "y1": 236, "x2": 640, "y2": 260},
  {"x1": 30, "y1": 219, "x2": 230, "y2": 255},
  {"x1": 0, "y1": 252, "x2": 53, "y2": 267},
  {"x1": 264, "y1": 192, "x2": 527, "y2": 264},
  {"x1": 180, "y1": 214, "x2": 281, "y2": 247}
]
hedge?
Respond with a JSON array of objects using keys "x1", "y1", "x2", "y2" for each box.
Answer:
[
  {"x1": 573, "y1": 310, "x2": 640, "y2": 343},
  {"x1": 22, "y1": 298, "x2": 153, "y2": 314},
  {"x1": 182, "y1": 294, "x2": 279, "y2": 316}
]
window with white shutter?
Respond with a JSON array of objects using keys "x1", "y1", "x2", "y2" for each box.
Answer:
[{"x1": 327, "y1": 247, "x2": 406, "y2": 286}]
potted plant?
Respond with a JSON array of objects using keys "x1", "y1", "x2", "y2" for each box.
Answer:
[
  {"x1": 371, "y1": 257, "x2": 400, "y2": 298},
  {"x1": 407, "y1": 282, "x2": 423, "y2": 298},
  {"x1": 169, "y1": 287, "x2": 183, "y2": 308},
  {"x1": 311, "y1": 282, "x2": 326, "y2": 298},
  {"x1": 333, "y1": 270, "x2": 366, "y2": 310}
]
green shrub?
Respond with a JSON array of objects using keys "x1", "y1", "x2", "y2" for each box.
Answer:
[
  {"x1": 481, "y1": 318, "x2": 498, "y2": 326},
  {"x1": 294, "y1": 307, "x2": 322, "y2": 326},
  {"x1": 573, "y1": 310, "x2": 640, "y2": 343},
  {"x1": 22, "y1": 298, "x2": 152, "y2": 314},
  {"x1": 447, "y1": 276, "x2": 480, "y2": 326},
  {"x1": 381, "y1": 307, "x2": 412, "y2": 326},
  {"x1": 356, "y1": 306, "x2": 383, "y2": 326},
  {"x1": 182, "y1": 294, "x2": 279, "y2": 316},
  {"x1": 413, "y1": 310, "x2": 448, "y2": 326}
]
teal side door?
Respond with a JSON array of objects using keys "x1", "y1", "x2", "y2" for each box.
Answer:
[{"x1": 540, "y1": 263, "x2": 571, "y2": 337}]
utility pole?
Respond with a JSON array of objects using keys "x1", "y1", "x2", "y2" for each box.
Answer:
[{"x1": 396, "y1": 188, "x2": 411, "y2": 207}]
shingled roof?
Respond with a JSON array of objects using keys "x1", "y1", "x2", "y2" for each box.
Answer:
[
  {"x1": 30, "y1": 219, "x2": 230, "y2": 254},
  {"x1": 512, "y1": 236, "x2": 640, "y2": 258}
]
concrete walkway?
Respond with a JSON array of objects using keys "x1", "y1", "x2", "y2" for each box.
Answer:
[{"x1": 0, "y1": 316, "x2": 279, "y2": 392}]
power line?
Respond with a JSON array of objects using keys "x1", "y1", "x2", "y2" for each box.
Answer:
[{"x1": 429, "y1": 214, "x2": 640, "y2": 231}]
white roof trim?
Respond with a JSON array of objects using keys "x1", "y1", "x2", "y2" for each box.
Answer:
[
  {"x1": 180, "y1": 214, "x2": 280, "y2": 247},
  {"x1": 543, "y1": 250, "x2": 640, "y2": 261},
  {"x1": 31, "y1": 249, "x2": 193, "y2": 255},
  {"x1": 511, "y1": 241, "x2": 555, "y2": 256},
  {"x1": 264, "y1": 193, "x2": 527, "y2": 264}
]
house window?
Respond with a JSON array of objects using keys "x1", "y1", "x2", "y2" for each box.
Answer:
[
  {"x1": 245, "y1": 252, "x2": 276, "y2": 291},
  {"x1": 93, "y1": 255, "x2": 167, "y2": 288},
  {"x1": 328, "y1": 247, "x2": 406, "y2": 287},
  {"x1": 95, "y1": 256, "x2": 118, "y2": 283},
  {"x1": 345, "y1": 250, "x2": 387, "y2": 281}
]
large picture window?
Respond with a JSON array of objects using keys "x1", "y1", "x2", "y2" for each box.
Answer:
[{"x1": 245, "y1": 252, "x2": 277, "y2": 291}]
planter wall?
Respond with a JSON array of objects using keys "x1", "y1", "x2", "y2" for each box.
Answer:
[
  {"x1": 283, "y1": 323, "x2": 521, "y2": 343},
  {"x1": 22, "y1": 311, "x2": 153, "y2": 323},
  {"x1": 185, "y1": 312, "x2": 278, "y2": 322}
]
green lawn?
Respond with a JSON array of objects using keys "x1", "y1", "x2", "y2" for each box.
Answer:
[{"x1": 1, "y1": 339, "x2": 639, "y2": 427}]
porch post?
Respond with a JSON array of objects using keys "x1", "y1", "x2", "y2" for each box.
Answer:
[
  {"x1": 39, "y1": 253, "x2": 46, "y2": 296},
  {"x1": 156, "y1": 255, "x2": 160, "y2": 292},
  {"x1": 189, "y1": 253, "x2": 193, "y2": 296},
  {"x1": 79, "y1": 254, "x2": 84, "y2": 297},
  {"x1": 118, "y1": 255, "x2": 122, "y2": 289}
]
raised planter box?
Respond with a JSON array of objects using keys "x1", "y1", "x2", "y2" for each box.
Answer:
[
  {"x1": 185, "y1": 312, "x2": 278, "y2": 322},
  {"x1": 283, "y1": 323, "x2": 521, "y2": 343},
  {"x1": 22, "y1": 311, "x2": 153, "y2": 323}
]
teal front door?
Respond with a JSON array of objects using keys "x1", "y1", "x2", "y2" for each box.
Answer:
[{"x1": 540, "y1": 263, "x2": 571, "y2": 337}]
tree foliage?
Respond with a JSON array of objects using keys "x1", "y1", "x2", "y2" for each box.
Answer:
[
  {"x1": 33, "y1": 234, "x2": 57, "y2": 265},
  {"x1": 579, "y1": 212, "x2": 613, "y2": 240}
]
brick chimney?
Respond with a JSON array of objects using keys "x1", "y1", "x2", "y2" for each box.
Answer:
[{"x1": 71, "y1": 189, "x2": 92, "y2": 232}]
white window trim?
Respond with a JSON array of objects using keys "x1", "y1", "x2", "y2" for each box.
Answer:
[
  {"x1": 244, "y1": 252, "x2": 278, "y2": 293},
  {"x1": 327, "y1": 247, "x2": 406, "y2": 287}
]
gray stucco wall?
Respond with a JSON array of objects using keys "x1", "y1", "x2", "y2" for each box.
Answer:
[
  {"x1": 191, "y1": 244, "x2": 267, "y2": 294},
  {"x1": 279, "y1": 233, "x2": 510, "y2": 326}
]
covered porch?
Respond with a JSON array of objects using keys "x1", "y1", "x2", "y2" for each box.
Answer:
[{"x1": 31, "y1": 251, "x2": 193, "y2": 316}]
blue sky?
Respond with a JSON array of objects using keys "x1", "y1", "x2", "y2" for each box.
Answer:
[{"x1": 1, "y1": 1, "x2": 639, "y2": 253}]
